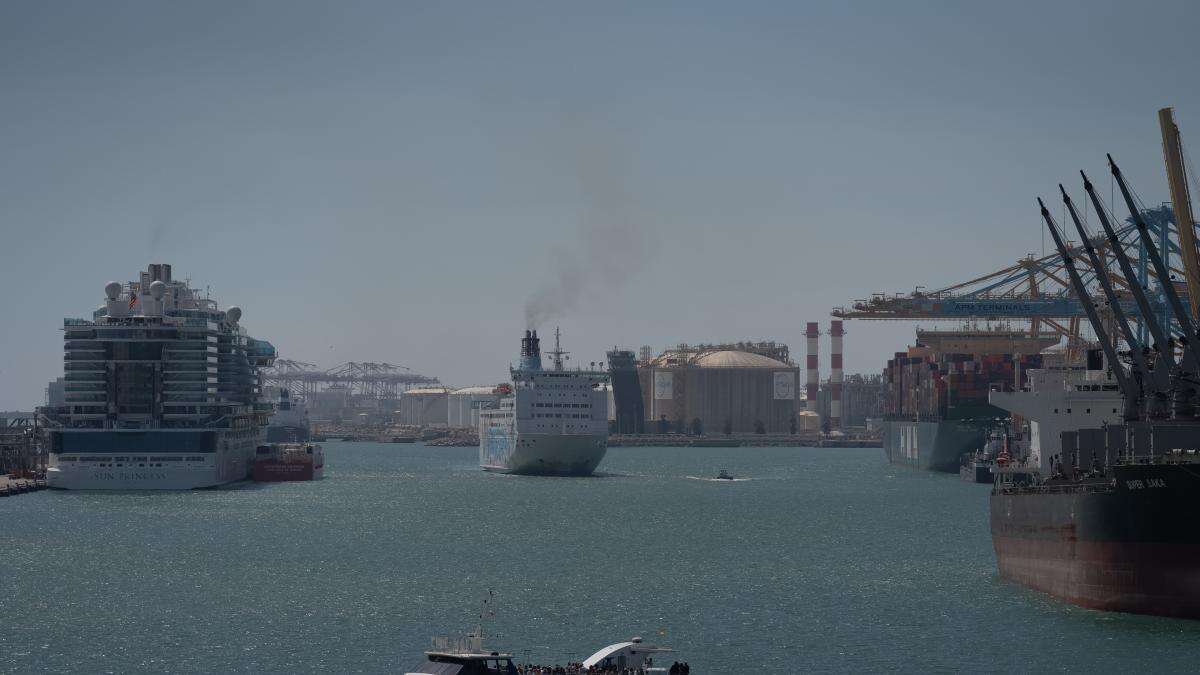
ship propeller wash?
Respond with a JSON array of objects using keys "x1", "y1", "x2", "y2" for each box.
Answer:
[
  {"x1": 43, "y1": 264, "x2": 277, "y2": 490},
  {"x1": 479, "y1": 329, "x2": 610, "y2": 476}
]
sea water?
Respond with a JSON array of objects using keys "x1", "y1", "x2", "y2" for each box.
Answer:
[{"x1": 4, "y1": 443, "x2": 1200, "y2": 673}]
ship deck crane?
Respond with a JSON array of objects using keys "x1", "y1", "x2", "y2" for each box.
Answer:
[
  {"x1": 1062, "y1": 184, "x2": 1162, "y2": 397},
  {"x1": 1040, "y1": 198, "x2": 1136, "y2": 419}
]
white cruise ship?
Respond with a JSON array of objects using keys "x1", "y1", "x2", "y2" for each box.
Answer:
[
  {"x1": 44, "y1": 264, "x2": 276, "y2": 490},
  {"x1": 479, "y1": 329, "x2": 609, "y2": 476}
]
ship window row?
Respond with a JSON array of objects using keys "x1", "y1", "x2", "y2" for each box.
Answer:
[
  {"x1": 68, "y1": 455, "x2": 204, "y2": 463},
  {"x1": 533, "y1": 413, "x2": 590, "y2": 419},
  {"x1": 52, "y1": 431, "x2": 218, "y2": 453},
  {"x1": 77, "y1": 329, "x2": 180, "y2": 340},
  {"x1": 533, "y1": 403, "x2": 590, "y2": 409}
]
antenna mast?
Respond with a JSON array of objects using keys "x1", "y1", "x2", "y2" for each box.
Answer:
[{"x1": 548, "y1": 327, "x2": 569, "y2": 371}]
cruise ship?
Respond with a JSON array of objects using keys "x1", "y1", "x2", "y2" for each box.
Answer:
[
  {"x1": 479, "y1": 329, "x2": 609, "y2": 476},
  {"x1": 44, "y1": 263, "x2": 277, "y2": 490}
]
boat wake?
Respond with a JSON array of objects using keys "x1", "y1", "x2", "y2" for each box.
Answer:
[{"x1": 685, "y1": 476, "x2": 753, "y2": 482}]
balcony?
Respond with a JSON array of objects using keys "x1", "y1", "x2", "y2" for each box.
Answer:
[
  {"x1": 65, "y1": 393, "x2": 107, "y2": 402},
  {"x1": 64, "y1": 352, "x2": 105, "y2": 361},
  {"x1": 64, "y1": 372, "x2": 106, "y2": 382}
]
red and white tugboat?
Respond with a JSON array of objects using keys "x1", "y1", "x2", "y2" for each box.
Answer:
[{"x1": 252, "y1": 443, "x2": 324, "y2": 482}]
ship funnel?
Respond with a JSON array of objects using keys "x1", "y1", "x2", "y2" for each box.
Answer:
[{"x1": 520, "y1": 330, "x2": 543, "y2": 370}]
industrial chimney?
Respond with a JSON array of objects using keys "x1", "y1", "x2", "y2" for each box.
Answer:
[
  {"x1": 830, "y1": 320, "x2": 844, "y2": 430},
  {"x1": 805, "y1": 322, "x2": 820, "y2": 413}
]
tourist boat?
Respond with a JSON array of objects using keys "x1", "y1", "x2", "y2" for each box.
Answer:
[{"x1": 582, "y1": 636, "x2": 675, "y2": 672}]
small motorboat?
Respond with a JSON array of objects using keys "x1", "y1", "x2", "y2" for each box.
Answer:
[{"x1": 716, "y1": 469, "x2": 735, "y2": 481}]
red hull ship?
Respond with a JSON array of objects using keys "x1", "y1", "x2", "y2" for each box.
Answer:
[
  {"x1": 252, "y1": 443, "x2": 324, "y2": 482},
  {"x1": 992, "y1": 459, "x2": 1200, "y2": 618}
]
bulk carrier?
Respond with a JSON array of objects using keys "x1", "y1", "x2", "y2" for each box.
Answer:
[
  {"x1": 881, "y1": 329, "x2": 1054, "y2": 472},
  {"x1": 43, "y1": 264, "x2": 276, "y2": 490},
  {"x1": 990, "y1": 152, "x2": 1200, "y2": 618},
  {"x1": 479, "y1": 329, "x2": 609, "y2": 476}
]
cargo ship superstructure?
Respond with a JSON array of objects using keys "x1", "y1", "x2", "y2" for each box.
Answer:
[
  {"x1": 991, "y1": 156, "x2": 1200, "y2": 618},
  {"x1": 479, "y1": 329, "x2": 609, "y2": 476},
  {"x1": 881, "y1": 329, "x2": 1054, "y2": 472},
  {"x1": 44, "y1": 264, "x2": 276, "y2": 490},
  {"x1": 989, "y1": 363, "x2": 1122, "y2": 472},
  {"x1": 265, "y1": 386, "x2": 310, "y2": 443}
]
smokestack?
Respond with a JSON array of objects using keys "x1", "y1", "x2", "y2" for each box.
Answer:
[
  {"x1": 830, "y1": 320, "x2": 844, "y2": 430},
  {"x1": 520, "y1": 330, "x2": 543, "y2": 371},
  {"x1": 805, "y1": 322, "x2": 820, "y2": 413}
]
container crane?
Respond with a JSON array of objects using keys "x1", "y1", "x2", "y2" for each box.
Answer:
[{"x1": 833, "y1": 204, "x2": 1186, "y2": 347}]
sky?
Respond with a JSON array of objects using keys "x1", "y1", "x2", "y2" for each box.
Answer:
[{"x1": 2, "y1": 0, "x2": 1199, "y2": 409}]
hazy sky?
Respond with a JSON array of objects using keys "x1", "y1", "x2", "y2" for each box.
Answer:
[{"x1": 2, "y1": 0, "x2": 1199, "y2": 409}]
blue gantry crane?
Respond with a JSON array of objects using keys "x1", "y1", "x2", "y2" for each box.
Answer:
[{"x1": 832, "y1": 203, "x2": 1186, "y2": 348}]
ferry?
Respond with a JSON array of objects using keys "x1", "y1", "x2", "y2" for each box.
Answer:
[
  {"x1": 43, "y1": 263, "x2": 276, "y2": 490},
  {"x1": 479, "y1": 329, "x2": 609, "y2": 476}
]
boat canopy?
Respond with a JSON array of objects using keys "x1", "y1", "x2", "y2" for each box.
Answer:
[{"x1": 582, "y1": 639, "x2": 673, "y2": 669}]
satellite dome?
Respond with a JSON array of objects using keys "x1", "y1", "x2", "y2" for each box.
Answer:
[
  {"x1": 104, "y1": 281, "x2": 122, "y2": 300},
  {"x1": 226, "y1": 306, "x2": 242, "y2": 323},
  {"x1": 149, "y1": 280, "x2": 166, "y2": 299}
]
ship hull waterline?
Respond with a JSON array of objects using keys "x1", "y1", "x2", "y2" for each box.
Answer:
[
  {"x1": 991, "y1": 462, "x2": 1200, "y2": 619},
  {"x1": 481, "y1": 432, "x2": 607, "y2": 477},
  {"x1": 882, "y1": 418, "x2": 993, "y2": 473}
]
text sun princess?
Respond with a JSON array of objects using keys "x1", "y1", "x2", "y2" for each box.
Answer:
[{"x1": 479, "y1": 329, "x2": 609, "y2": 476}]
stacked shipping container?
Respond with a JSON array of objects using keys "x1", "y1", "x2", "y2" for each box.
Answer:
[{"x1": 884, "y1": 349, "x2": 1043, "y2": 421}]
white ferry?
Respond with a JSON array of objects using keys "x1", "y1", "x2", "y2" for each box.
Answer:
[
  {"x1": 44, "y1": 263, "x2": 276, "y2": 490},
  {"x1": 479, "y1": 329, "x2": 609, "y2": 476}
]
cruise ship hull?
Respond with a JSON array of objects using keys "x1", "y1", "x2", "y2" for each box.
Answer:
[
  {"x1": 482, "y1": 432, "x2": 607, "y2": 476},
  {"x1": 881, "y1": 419, "x2": 990, "y2": 473},
  {"x1": 991, "y1": 463, "x2": 1200, "y2": 618},
  {"x1": 46, "y1": 433, "x2": 259, "y2": 490}
]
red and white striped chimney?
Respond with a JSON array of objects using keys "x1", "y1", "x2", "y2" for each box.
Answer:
[
  {"x1": 830, "y1": 320, "x2": 844, "y2": 429},
  {"x1": 805, "y1": 322, "x2": 820, "y2": 413}
]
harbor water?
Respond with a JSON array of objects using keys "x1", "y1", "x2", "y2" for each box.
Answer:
[{"x1": 4, "y1": 444, "x2": 1200, "y2": 673}]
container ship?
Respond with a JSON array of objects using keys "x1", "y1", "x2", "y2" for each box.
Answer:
[
  {"x1": 990, "y1": 151, "x2": 1200, "y2": 618},
  {"x1": 881, "y1": 329, "x2": 1054, "y2": 472},
  {"x1": 479, "y1": 329, "x2": 609, "y2": 476},
  {"x1": 43, "y1": 263, "x2": 276, "y2": 490}
]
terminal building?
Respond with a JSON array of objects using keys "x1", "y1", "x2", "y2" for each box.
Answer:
[
  {"x1": 815, "y1": 374, "x2": 886, "y2": 429},
  {"x1": 446, "y1": 387, "x2": 501, "y2": 429},
  {"x1": 397, "y1": 387, "x2": 451, "y2": 427}
]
